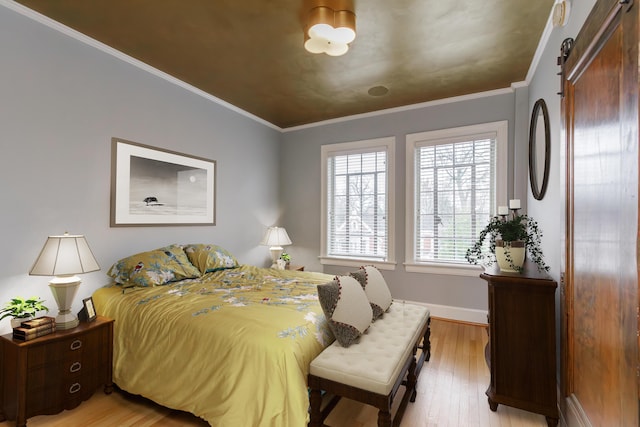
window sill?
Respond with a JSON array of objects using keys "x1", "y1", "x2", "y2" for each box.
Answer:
[
  {"x1": 319, "y1": 256, "x2": 396, "y2": 271},
  {"x1": 404, "y1": 262, "x2": 482, "y2": 277}
]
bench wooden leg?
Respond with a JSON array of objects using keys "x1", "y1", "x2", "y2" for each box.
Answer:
[
  {"x1": 377, "y1": 408, "x2": 392, "y2": 427},
  {"x1": 309, "y1": 388, "x2": 323, "y2": 427},
  {"x1": 424, "y1": 317, "x2": 432, "y2": 361},
  {"x1": 407, "y1": 355, "x2": 418, "y2": 402}
]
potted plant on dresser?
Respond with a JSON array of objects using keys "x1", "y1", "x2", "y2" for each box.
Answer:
[
  {"x1": 465, "y1": 201, "x2": 549, "y2": 273},
  {"x1": 0, "y1": 297, "x2": 49, "y2": 328}
]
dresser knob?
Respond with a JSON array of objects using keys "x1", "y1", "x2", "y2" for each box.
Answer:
[
  {"x1": 70, "y1": 339, "x2": 82, "y2": 350},
  {"x1": 69, "y1": 383, "x2": 82, "y2": 394},
  {"x1": 70, "y1": 362, "x2": 82, "y2": 373}
]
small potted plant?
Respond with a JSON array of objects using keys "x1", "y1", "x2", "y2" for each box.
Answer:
[
  {"x1": 0, "y1": 297, "x2": 49, "y2": 328},
  {"x1": 465, "y1": 211, "x2": 549, "y2": 273},
  {"x1": 280, "y1": 252, "x2": 291, "y2": 267}
]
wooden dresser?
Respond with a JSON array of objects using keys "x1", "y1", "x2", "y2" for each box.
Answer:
[
  {"x1": 0, "y1": 316, "x2": 114, "y2": 427},
  {"x1": 480, "y1": 263, "x2": 558, "y2": 427}
]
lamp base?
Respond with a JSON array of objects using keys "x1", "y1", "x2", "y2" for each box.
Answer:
[
  {"x1": 54, "y1": 311, "x2": 80, "y2": 330},
  {"x1": 270, "y1": 246, "x2": 284, "y2": 269},
  {"x1": 49, "y1": 276, "x2": 81, "y2": 330}
]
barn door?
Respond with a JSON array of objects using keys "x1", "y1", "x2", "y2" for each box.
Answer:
[{"x1": 561, "y1": 0, "x2": 639, "y2": 426}]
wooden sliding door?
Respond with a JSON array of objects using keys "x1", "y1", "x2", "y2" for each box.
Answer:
[{"x1": 561, "y1": 0, "x2": 639, "y2": 426}]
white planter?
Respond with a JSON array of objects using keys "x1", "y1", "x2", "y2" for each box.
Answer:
[
  {"x1": 10, "y1": 317, "x2": 31, "y2": 328},
  {"x1": 495, "y1": 240, "x2": 525, "y2": 272}
]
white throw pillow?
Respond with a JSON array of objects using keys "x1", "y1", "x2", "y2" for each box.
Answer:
[
  {"x1": 352, "y1": 265, "x2": 393, "y2": 320},
  {"x1": 317, "y1": 275, "x2": 373, "y2": 347}
]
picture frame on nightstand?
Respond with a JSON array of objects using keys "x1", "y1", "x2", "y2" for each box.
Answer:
[{"x1": 78, "y1": 297, "x2": 97, "y2": 322}]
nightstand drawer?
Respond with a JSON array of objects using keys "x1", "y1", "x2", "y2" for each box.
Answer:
[
  {"x1": 27, "y1": 329, "x2": 103, "y2": 368},
  {"x1": 27, "y1": 325, "x2": 110, "y2": 378},
  {"x1": 25, "y1": 373, "x2": 100, "y2": 416},
  {"x1": 26, "y1": 358, "x2": 89, "y2": 388}
]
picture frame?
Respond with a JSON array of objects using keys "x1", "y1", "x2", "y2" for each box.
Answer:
[
  {"x1": 81, "y1": 297, "x2": 97, "y2": 322},
  {"x1": 110, "y1": 138, "x2": 216, "y2": 226}
]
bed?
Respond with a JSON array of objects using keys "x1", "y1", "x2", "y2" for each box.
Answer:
[{"x1": 92, "y1": 244, "x2": 335, "y2": 426}]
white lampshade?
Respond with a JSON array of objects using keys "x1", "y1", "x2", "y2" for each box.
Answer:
[
  {"x1": 30, "y1": 233, "x2": 100, "y2": 330},
  {"x1": 260, "y1": 226, "x2": 292, "y2": 247},
  {"x1": 260, "y1": 227, "x2": 292, "y2": 268}
]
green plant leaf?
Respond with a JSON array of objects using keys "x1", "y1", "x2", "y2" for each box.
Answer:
[
  {"x1": 465, "y1": 213, "x2": 549, "y2": 272},
  {"x1": 0, "y1": 296, "x2": 49, "y2": 321}
]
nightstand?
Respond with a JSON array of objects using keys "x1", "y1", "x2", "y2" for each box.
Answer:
[
  {"x1": 0, "y1": 316, "x2": 114, "y2": 427},
  {"x1": 285, "y1": 264, "x2": 304, "y2": 271}
]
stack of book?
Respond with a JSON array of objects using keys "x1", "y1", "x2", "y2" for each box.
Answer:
[{"x1": 13, "y1": 316, "x2": 56, "y2": 341}]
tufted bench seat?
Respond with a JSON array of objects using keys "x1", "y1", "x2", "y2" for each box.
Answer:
[{"x1": 308, "y1": 301, "x2": 431, "y2": 427}]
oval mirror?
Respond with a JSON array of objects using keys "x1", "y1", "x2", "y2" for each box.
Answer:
[{"x1": 529, "y1": 99, "x2": 551, "y2": 200}]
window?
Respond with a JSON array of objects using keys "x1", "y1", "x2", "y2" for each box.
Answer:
[
  {"x1": 405, "y1": 121, "x2": 507, "y2": 276},
  {"x1": 321, "y1": 137, "x2": 395, "y2": 269}
]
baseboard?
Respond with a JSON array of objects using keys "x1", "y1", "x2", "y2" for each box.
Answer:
[
  {"x1": 562, "y1": 394, "x2": 592, "y2": 427},
  {"x1": 557, "y1": 386, "x2": 567, "y2": 427},
  {"x1": 398, "y1": 300, "x2": 488, "y2": 325}
]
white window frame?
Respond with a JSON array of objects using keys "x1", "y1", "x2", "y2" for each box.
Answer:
[
  {"x1": 405, "y1": 121, "x2": 508, "y2": 276},
  {"x1": 320, "y1": 137, "x2": 396, "y2": 270}
]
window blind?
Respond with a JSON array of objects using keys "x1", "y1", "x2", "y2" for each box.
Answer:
[
  {"x1": 327, "y1": 149, "x2": 388, "y2": 260},
  {"x1": 414, "y1": 136, "x2": 496, "y2": 263}
]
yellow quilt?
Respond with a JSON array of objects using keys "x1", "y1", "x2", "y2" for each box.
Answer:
[{"x1": 93, "y1": 265, "x2": 334, "y2": 426}]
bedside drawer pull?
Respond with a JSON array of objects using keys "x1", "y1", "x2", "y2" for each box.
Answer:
[
  {"x1": 69, "y1": 383, "x2": 82, "y2": 394},
  {"x1": 70, "y1": 340, "x2": 82, "y2": 350},
  {"x1": 70, "y1": 362, "x2": 82, "y2": 373}
]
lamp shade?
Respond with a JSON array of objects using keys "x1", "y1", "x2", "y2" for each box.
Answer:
[
  {"x1": 260, "y1": 227, "x2": 292, "y2": 247},
  {"x1": 30, "y1": 233, "x2": 100, "y2": 276},
  {"x1": 29, "y1": 233, "x2": 100, "y2": 330}
]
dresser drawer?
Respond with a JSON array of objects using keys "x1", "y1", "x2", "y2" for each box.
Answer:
[
  {"x1": 27, "y1": 329, "x2": 103, "y2": 368},
  {"x1": 25, "y1": 371, "x2": 100, "y2": 416},
  {"x1": 26, "y1": 325, "x2": 110, "y2": 388}
]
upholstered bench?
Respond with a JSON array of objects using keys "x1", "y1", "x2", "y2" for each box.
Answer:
[{"x1": 308, "y1": 301, "x2": 431, "y2": 427}]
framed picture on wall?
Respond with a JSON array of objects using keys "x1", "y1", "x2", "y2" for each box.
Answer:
[{"x1": 110, "y1": 138, "x2": 216, "y2": 227}]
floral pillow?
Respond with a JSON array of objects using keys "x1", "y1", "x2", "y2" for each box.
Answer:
[
  {"x1": 183, "y1": 244, "x2": 239, "y2": 274},
  {"x1": 107, "y1": 244, "x2": 201, "y2": 287}
]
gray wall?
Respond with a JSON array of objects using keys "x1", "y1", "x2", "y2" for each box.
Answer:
[
  {"x1": 281, "y1": 91, "x2": 529, "y2": 321},
  {"x1": 0, "y1": 4, "x2": 281, "y2": 334},
  {"x1": 527, "y1": 0, "x2": 597, "y2": 284}
]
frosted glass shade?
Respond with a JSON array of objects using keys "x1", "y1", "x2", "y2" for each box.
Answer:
[{"x1": 304, "y1": 4, "x2": 356, "y2": 56}]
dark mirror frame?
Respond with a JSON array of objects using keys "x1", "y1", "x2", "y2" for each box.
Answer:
[{"x1": 528, "y1": 98, "x2": 551, "y2": 200}]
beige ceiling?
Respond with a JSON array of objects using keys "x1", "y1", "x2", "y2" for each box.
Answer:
[{"x1": 15, "y1": 0, "x2": 554, "y2": 129}]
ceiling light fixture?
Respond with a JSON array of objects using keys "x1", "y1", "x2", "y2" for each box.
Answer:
[{"x1": 304, "y1": 1, "x2": 356, "y2": 57}]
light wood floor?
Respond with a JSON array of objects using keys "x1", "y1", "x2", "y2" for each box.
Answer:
[{"x1": 0, "y1": 319, "x2": 548, "y2": 426}]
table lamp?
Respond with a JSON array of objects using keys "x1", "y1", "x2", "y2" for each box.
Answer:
[
  {"x1": 260, "y1": 226, "x2": 292, "y2": 268},
  {"x1": 29, "y1": 232, "x2": 100, "y2": 330}
]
